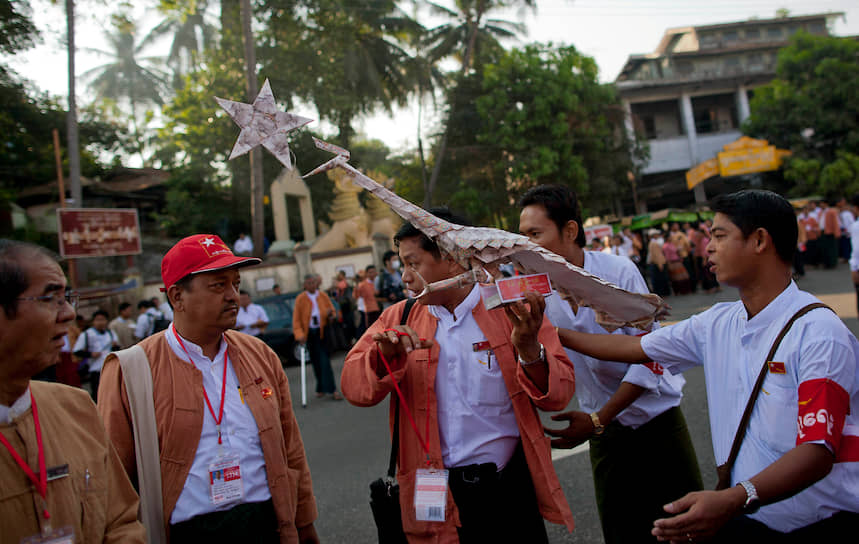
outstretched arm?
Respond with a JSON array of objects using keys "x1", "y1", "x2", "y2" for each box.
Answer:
[{"x1": 557, "y1": 327, "x2": 650, "y2": 364}]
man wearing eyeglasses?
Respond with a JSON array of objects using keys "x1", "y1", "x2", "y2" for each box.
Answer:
[{"x1": 0, "y1": 239, "x2": 145, "y2": 543}]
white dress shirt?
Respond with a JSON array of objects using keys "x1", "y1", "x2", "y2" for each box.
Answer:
[
  {"x1": 234, "y1": 236, "x2": 253, "y2": 254},
  {"x1": 0, "y1": 388, "x2": 31, "y2": 424},
  {"x1": 849, "y1": 221, "x2": 859, "y2": 272},
  {"x1": 430, "y1": 285, "x2": 520, "y2": 470},
  {"x1": 167, "y1": 326, "x2": 272, "y2": 523},
  {"x1": 236, "y1": 303, "x2": 270, "y2": 336},
  {"x1": 135, "y1": 308, "x2": 164, "y2": 340},
  {"x1": 544, "y1": 251, "x2": 684, "y2": 428},
  {"x1": 641, "y1": 281, "x2": 859, "y2": 531},
  {"x1": 72, "y1": 327, "x2": 119, "y2": 373}
]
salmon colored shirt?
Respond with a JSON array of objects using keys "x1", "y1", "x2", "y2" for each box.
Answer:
[
  {"x1": 356, "y1": 279, "x2": 380, "y2": 313},
  {"x1": 342, "y1": 298, "x2": 576, "y2": 542},
  {"x1": 823, "y1": 207, "x2": 841, "y2": 237}
]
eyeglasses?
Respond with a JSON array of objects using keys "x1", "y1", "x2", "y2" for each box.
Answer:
[{"x1": 17, "y1": 291, "x2": 80, "y2": 310}]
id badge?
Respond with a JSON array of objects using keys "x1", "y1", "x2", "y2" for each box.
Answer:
[
  {"x1": 414, "y1": 468, "x2": 448, "y2": 522},
  {"x1": 21, "y1": 526, "x2": 74, "y2": 544},
  {"x1": 208, "y1": 450, "x2": 244, "y2": 506}
]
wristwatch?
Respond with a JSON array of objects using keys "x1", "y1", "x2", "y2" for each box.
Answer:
[
  {"x1": 517, "y1": 343, "x2": 545, "y2": 366},
  {"x1": 738, "y1": 480, "x2": 760, "y2": 514},
  {"x1": 589, "y1": 412, "x2": 606, "y2": 435}
]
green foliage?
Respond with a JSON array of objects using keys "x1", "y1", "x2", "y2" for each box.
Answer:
[
  {"x1": 0, "y1": 68, "x2": 126, "y2": 203},
  {"x1": 155, "y1": 163, "x2": 233, "y2": 237},
  {"x1": 744, "y1": 32, "x2": 859, "y2": 198},
  {"x1": 0, "y1": 0, "x2": 38, "y2": 55},
  {"x1": 470, "y1": 43, "x2": 637, "y2": 226}
]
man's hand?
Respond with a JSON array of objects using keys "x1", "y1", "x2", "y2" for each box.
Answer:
[
  {"x1": 651, "y1": 488, "x2": 745, "y2": 543},
  {"x1": 544, "y1": 411, "x2": 594, "y2": 449},
  {"x1": 372, "y1": 325, "x2": 433, "y2": 373},
  {"x1": 504, "y1": 291, "x2": 545, "y2": 361},
  {"x1": 297, "y1": 522, "x2": 320, "y2": 544}
]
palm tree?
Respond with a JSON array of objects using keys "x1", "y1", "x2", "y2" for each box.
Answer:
[
  {"x1": 143, "y1": 1, "x2": 217, "y2": 89},
  {"x1": 421, "y1": 0, "x2": 535, "y2": 206},
  {"x1": 81, "y1": 13, "x2": 169, "y2": 165}
]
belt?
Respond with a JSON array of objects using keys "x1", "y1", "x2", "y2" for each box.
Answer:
[{"x1": 449, "y1": 462, "x2": 498, "y2": 485}]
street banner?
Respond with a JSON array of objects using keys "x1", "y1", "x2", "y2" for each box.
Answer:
[{"x1": 57, "y1": 208, "x2": 142, "y2": 258}]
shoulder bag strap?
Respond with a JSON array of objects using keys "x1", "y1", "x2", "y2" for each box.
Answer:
[
  {"x1": 387, "y1": 298, "x2": 417, "y2": 479},
  {"x1": 722, "y1": 302, "x2": 832, "y2": 481},
  {"x1": 115, "y1": 344, "x2": 168, "y2": 544}
]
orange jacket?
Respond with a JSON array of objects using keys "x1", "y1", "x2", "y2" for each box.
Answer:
[
  {"x1": 341, "y1": 298, "x2": 576, "y2": 542},
  {"x1": 292, "y1": 290, "x2": 335, "y2": 343},
  {"x1": 98, "y1": 331, "x2": 318, "y2": 543}
]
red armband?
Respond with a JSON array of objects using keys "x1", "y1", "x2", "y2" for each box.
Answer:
[
  {"x1": 796, "y1": 378, "x2": 850, "y2": 451},
  {"x1": 636, "y1": 331, "x2": 663, "y2": 375}
]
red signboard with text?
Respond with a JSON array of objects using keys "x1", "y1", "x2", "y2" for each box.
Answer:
[{"x1": 57, "y1": 208, "x2": 142, "y2": 258}]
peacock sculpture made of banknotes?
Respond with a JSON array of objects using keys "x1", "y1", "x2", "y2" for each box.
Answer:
[{"x1": 216, "y1": 80, "x2": 667, "y2": 331}]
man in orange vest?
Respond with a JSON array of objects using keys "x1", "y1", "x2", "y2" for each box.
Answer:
[{"x1": 294, "y1": 274, "x2": 343, "y2": 400}]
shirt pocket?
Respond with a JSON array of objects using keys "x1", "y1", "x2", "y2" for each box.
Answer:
[
  {"x1": 466, "y1": 346, "x2": 510, "y2": 407},
  {"x1": 753, "y1": 373, "x2": 798, "y2": 455},
  {"x1": 72, "y1": 455, "x2": 108, "y2": 543}
]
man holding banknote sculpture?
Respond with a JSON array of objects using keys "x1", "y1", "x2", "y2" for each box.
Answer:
[{"x1": 342, "y1": 208, "x2": 576, "y2": 543}]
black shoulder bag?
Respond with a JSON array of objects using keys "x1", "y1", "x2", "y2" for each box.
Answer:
[
  {"x1": 369, "y1": 298, "x2": 416, "y2": 544},
  {"x1": 715, "y1": 302, "x2": 831, "y2": 490}
]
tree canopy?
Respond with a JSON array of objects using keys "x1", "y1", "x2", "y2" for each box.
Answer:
[{"x1": 744, "y1": 32, "x2": 859, "y2": 198}]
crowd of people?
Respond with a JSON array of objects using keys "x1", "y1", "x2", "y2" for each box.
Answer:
[{"x1": 1, "y1": 188, "x2": 858, "y2": 544}]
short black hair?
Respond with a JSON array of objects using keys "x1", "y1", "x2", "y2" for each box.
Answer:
[
  {"x1": 393, "y1": 207, "x2": 472, "y2": 260},
  {"x1": 365, "y1": 264, "x2": 376, "y2": 273},
  {"x1": 382, "y1": 250, "x2": 397, "y2": 264},
  {"x1": 711, "y1": 190, "x2": 797, "y2": 264},
  {"x1": 0, "y1": 240, "x2": 61, "y2": 318},
  {"x1": 138, "y1": 300, "x2": 153, "y2": 309},
  {"x1": 239, "y1": 289, "x2": 249, "y2": 296},
  {"x1": 92, "y1": 309, "x2": 109, "y2": 320},
  {"x1": 518, "y1": 185, "x2": 587, "y2": 247},
  {"x1": 118, "y1": 302, "x2": 132, "y2": 312}
]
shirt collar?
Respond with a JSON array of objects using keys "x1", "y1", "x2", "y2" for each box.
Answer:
[
  {"x1": 428, "y1": 284, "x2": 481, "y2": 325},
  {"x1": 0, "y1": 387, "x2": 31, "y2": 424},
  {"x1": 167, "y1": 324, "x2": 228, "y2": 366},
  {"x1": 742, "y1": 280, "x2": 799, "y2": 334}
]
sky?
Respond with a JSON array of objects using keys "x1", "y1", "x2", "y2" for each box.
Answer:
[{"x1": 7, "y1": 0, "x2": 859, "y2": 157}]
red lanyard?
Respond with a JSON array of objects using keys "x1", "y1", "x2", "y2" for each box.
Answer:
[
  {"x1": 173, "y1": 326, "x2": 229, "y2": 444},
  {"x1": 378, "y1": 331, "x2": 431, "y2": 466},
  {"x1": 0, "y1": 390, "x2": 50, "y2": 520}
]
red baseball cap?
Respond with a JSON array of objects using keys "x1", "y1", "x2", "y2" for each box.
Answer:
[{"x1": 161, "y1": 234, "x2": 261, "y2": 290}]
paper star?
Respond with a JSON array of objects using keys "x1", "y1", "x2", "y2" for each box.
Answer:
[{"x1": 215, "y1": 79, "x2": 312, "y2": 170}]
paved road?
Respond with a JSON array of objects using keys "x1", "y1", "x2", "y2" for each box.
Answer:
[{"x1": 285, "y1": 263, "x2": 859, "y2": 543}]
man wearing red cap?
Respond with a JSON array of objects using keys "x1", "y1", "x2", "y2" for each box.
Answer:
[{"x1": 99, "y1": 234, "x2": 319, "y2": 543}]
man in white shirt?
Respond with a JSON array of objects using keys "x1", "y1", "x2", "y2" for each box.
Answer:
[
  {"x1": 236, "y1": 290, "x2": 269, "y2": 336},
  {"x1": 72, "y1": 309, "x2": 119, "y2": 401},
  {"x1": 134, "y1": 299, "x2": 164, "y2": 340},
  {"x1": 559, "y1": 190, "x2": 859, "y2": 541},
  {"x1": 234, "y1": 233, "x2": 253, "y2": 255},
  {"x1": 109, "y1": 302, "x2": 137, "y2": 349},
  {"x1": 98, "y1": 234, "x2": 319, "y2": 542},
  {"x1": 342, "y1": 209, "x2": 576, "y2": 542},
  {"x1": 519, "y1": 185, "x2": 702, "y2": 544}
]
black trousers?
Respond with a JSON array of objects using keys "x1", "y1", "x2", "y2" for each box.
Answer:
[
  {"x1": 448, "y1": 444, "x2": 548, "y2": 544},
  {"x1": 169, "y1": 499, "x2": 279, "y2": 543},
  {"x1": 714, "y1": 510, "x2": 859, "y2": 543}
]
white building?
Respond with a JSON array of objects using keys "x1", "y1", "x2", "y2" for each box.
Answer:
[{"x1": 616, "y1": 12, "x2": 843, "y2": 211}]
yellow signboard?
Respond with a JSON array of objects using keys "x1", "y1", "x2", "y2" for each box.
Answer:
[
  {"x1": 717, "y1": 145, "x2": 778, "y2": 177},
  {"x1": 686, "y1": 158, "x2": 719, "y2": 190}
]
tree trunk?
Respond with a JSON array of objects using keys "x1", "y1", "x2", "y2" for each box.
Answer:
[
  {"x1": 425, "y1": 3, "x2": 486, "y2": 207},
  {"x1": 66, "y1": 0, "x2": 81, "y2": 206},
  {"x1": 240, "y1": 0, "x2": 265, "y2": 259}
]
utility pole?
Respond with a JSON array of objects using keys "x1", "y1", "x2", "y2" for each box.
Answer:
[
  {"x1": 240, "y1": 0, "x2": 265, "y2": 258},
  {"x1": 66, "y1": 0, "x2": 82, "y2": 207}
]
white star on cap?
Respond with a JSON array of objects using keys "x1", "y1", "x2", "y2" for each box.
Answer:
[
  {"x1": 201, "y1": 237, "x2": 216, "y2": 247},
  {"x1": 215, "y1": 79, "x2": 313, "y2": 170}
]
